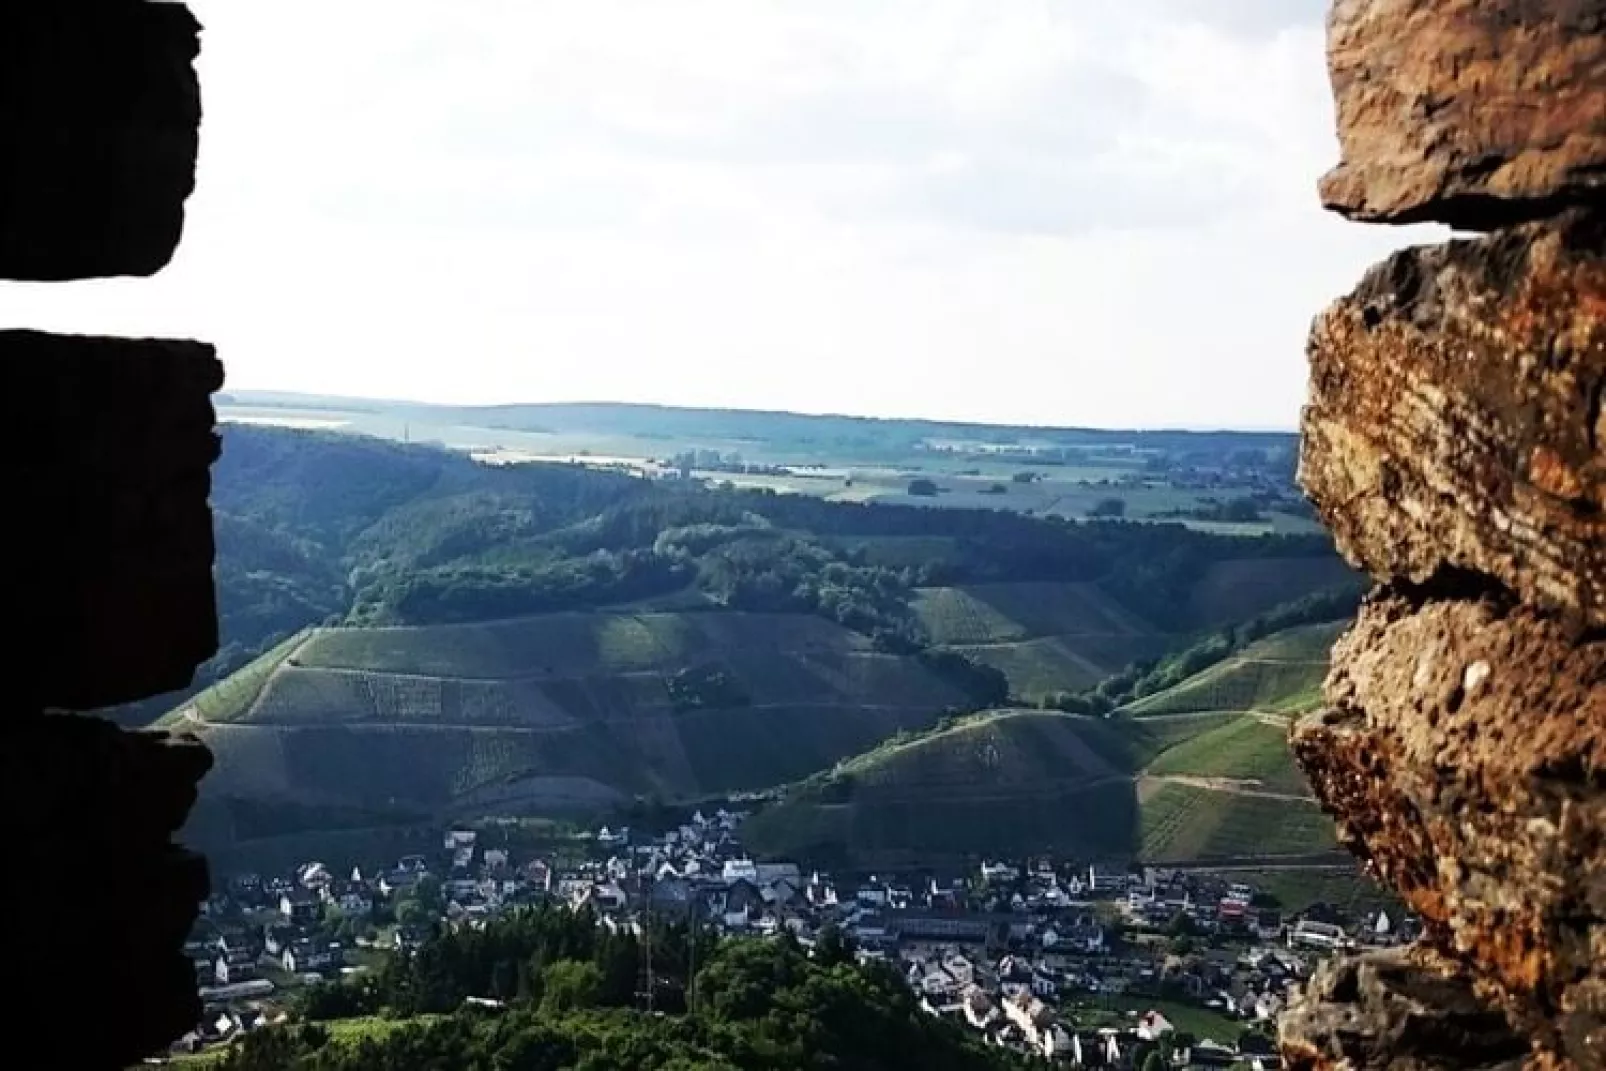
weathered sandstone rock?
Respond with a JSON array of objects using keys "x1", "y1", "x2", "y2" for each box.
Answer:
[
  {"x1": 1280, "y1": 945, "x2": 1530, "y2": 1071},
  {"x1": 1299, "y1": 211, "x2": 1606, "y2": 626},
  {"x1": 1320, "y1": 0, "x2": 1606, "y2": 228},
  {"x1": 0, "y1": 2, "x2": 203, "y2": 280},
  {"x1": 1292, "y1": 593, "x2": 1606, "y2": 1067},
  {"x1": 8, "y1": 331, "x2": 224, "y2": 710}
]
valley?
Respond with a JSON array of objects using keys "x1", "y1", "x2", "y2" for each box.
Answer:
[{"x1": 137, "y1": 418, "x2": 1358, "y2": 880}]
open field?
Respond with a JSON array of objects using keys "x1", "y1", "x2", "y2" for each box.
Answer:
[{"x1": 218, "y1": 393, "x2": 1313, "y2": 535}]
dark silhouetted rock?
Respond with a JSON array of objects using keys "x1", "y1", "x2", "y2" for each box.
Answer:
[
  {"x1": 8, "y1": 331, "x2": 224, "y2": 709},
  {"x1": 0, "y1": 717, "x2": 212, "y2": 1068},
  {"x1": 1320, "y1": 0, "x2": 1606, "y2": 228},
  {"x1": 0, "y1": 2, "x2": 202, "y2": 280},
  {"x1": 1299, "y1": 212, "x2": 1606, "y2": 626},
  {"x1": 1292, "y1": 593, "x2": 1606, "y2": 1067}
]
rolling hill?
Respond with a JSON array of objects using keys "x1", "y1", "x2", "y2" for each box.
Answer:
[
  {"x1": 151, "y1": 426, "x2": 1363, "y2": 868},
  {"x1": 910, "y1": 574, "x2": 1349, "y2": 703},
  {"x1": 170, "y1": 610, "x2": 978, "y2": 849},
  {"x1": 1120, "y1": 621, "x2": 1342, "y2": 717},
  {"x1": 742, "y1": 620, "x2": 1347, "y2": 867}
]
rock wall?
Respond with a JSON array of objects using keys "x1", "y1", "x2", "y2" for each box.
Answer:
[
  {"x1": 1283, "y1": 1, "x2": 1606, "y2": 1069},
  {"x1": 0, "y1": 4, "x2": 218, "y2": 1066}
]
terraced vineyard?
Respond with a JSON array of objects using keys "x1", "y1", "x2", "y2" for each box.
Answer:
[
  {"x1": 173, "y1": 610, "x2": 970, "y2": 848},
  {"x1": 1145, "y1": 715, "x2": 1313, "y2": 795},
  {"x1": 746, "y1": 618, "x2": 1345, "y2": 866},
  {"x1": 913, "y1": 582, "x2": 1174, "y2": 702},
  {"x1": 1187, "y1": 557, "x2": 1360, "y2": 627},
  {"x1": 1121, "y1": 621, "x2": 1343, "y2": 717},
  {"x1": 1137, "y1": 780, "x2": 1333, "y2": 861}
]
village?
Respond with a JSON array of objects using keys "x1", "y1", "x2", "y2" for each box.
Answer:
[{"x1": 178, "y1": 811, "x2": 1413, "y2": 1069}]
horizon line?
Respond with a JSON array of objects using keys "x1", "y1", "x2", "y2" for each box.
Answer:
[{"x1": 218, "y1": 388, "x2": 1302, "y2": 438}]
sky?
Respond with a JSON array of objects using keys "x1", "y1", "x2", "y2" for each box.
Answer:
[{"x1": 1, "y1": 0, "x2": 1439, "y2": 430}]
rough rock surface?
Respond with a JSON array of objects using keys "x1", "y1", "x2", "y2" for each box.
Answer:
[
  {"x1": 1299, "y1": 212, "x2": 1606, "y2": 627},
  {"x1": 8, "y1": 330, "x2": 224, "y2": 710},
  {"x1": 1292, "y1": 593, "x2": 1606, "y2": 1067},
  {"x1": 0, "y1": 717, "x2": 212, "y2": 1068},
  {"x1": 1320, "y1": 0, "x2": 1606, "y2": 228},
  {"x1": 0, "y1": 1, "x2": 203, "y2": 280},
  {"x1": 1280, "y1": 946, "x2": 1530, "y2": 1071}
]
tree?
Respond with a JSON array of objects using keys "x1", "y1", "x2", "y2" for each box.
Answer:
[
  {"x1": 1141, "y1": 1050, "x2": 1169, "y2": 1071},
  {"x1": 907, "y1": 478, "x2": 939, "y2": 497},
  {"x1": 1167, "y1": 910, "x2": 1196, "y2": 938},
  {"x1": 814, "y1": 923, "x2": 854, "y2": 968},
  {"x1": 538, "y1": 960, "x2": 603, "y2": 1015},
  {"x1": 1089, "y1": 496, "x2": 1127, "y2": 518}
]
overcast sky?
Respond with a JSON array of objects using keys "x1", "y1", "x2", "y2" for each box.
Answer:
[{"x1": 2, "y1": 1, "x2": 1437, "y2": 429}]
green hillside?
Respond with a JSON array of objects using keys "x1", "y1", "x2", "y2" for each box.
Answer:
[
  {"x1": 1144, "y1": 715, "x2": 1312, "y2": 794},
  {"x1": 176, "y1": 611, "x2": 977, "y2": 847},
  {"x1": 912, "y1": 572, "x2": 1347, "y2": 704},
  {"x1": 745, "y1": 620, "x2": 1344, "y2": 866},
  {"x1": 1137, "y1": 780, "x2": 1332, "y2": 861},
  {"x1": 1120, "y1": 621, "x2": 1343, "y2": 717},
  {"x1": 1188, "y1": 557, "x2": 1359, "y2": 627}
]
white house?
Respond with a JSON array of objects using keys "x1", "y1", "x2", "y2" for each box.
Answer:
[{"x1": 1136, "y1": 1010, "x2": 1175, "y2": 1041}]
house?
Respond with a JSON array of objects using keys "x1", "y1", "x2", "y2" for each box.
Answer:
[
  {"x1": 297, "y1": 862, "x2": 333, "y2": 891},
  {"x1": 332, "y1": 881, "x2": 374, "y2": 916},
  {"x1": 1135, "y1": 1010, "x2": 1174, "y2": 1041},
  {"x1": 1289, "y1": 920, "x2": 1347, "y2": 952},
  {"x1": 754, "y1": 862, "x2": 801, "y2": 886},
  {"x1": 962, "y1": 986, "x2": 998, "y2": 1030},
  {"x1": 280, "y1": 888, "x2": 320, "y2": 923},
  {"x1": 722, "y1": 857, "x2": 760, "y2": 883},
  {"x1": 1042, "y1": 1022, "x2": 1076, "y2": 1060},
  {"x1": 213, "y1": 948, "x2": 258, "y2": 986},
  {"x1": 283, "y1": 939, "x2": 342, "y2": 975},
  {"x1": 380, "y1": 869, "x2": 423, "y2": 898},
  {"x1": 262, "y1": 925, "x2": 295, "y2": 956},
  {"x1": 1003, "y1": 992, "x2": 1057, "y2": 1050},
  {"x1": 980, "y1": 861, "x2": 1019, "y2": 885}
]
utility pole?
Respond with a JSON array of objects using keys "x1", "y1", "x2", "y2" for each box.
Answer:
[{"x1": 638, "y1": 912, "x2": 655, "y2": 1013}]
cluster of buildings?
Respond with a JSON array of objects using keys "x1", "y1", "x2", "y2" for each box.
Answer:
[{"x1": 174, "y1": 812, "x2": 1413, "y2": 1067}]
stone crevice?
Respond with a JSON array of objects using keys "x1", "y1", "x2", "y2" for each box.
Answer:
[{"x1": 1281, "y1": 2, "x2": 1606, "y2": 1068}]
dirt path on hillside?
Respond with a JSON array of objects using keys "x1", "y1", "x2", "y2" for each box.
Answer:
[
  {"x1": 1128, "y1": 709, "x2": 1293, "y2": 727},
  {"x1": 1140, "y1": 774, "x2": 1315, "y2": 803}
]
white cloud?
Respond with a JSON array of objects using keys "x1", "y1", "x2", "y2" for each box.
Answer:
[{"x1": 0, "y1": 0, "x2": 1436, "y2": 428}]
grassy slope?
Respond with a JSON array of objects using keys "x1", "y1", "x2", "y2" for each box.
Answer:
[
  {"x1": 182, "y1": 611, "x2": 969, "y2": 844},
  {"x1": 913, "y1": 582, "x2": 1170, "y2": 702},
  {"x1": 747, "y1": 619, "x2": 1346, "y2": 865},
  {"x1": 913, "y1": 562, "x2": 1349, "y2": 704},
  {"x1": 1136, "y1": 781, "x2": 1332, "y2": 861},
  {"x1": 1121, "y1": 621, "x2": 1343, "y2": 718},
  {"x1": 1187, "y1": 558, "x2": 1359, "y2": 628},
  {"x1": 1144, "y1": 716, "x2": 1312, "y2": 795}
]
